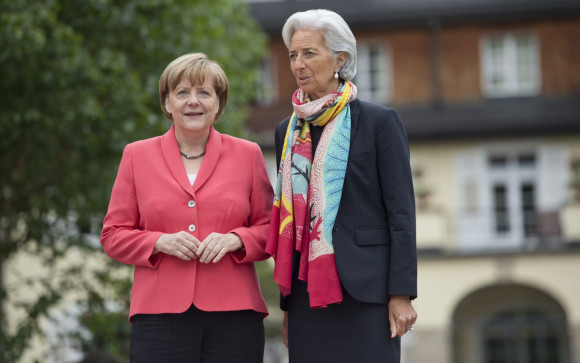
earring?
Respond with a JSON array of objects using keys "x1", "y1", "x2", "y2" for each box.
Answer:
[{"x1": 334, "y1": 71, "x2": 339, "y2": 80}]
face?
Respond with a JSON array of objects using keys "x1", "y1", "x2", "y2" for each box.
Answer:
[
  {"x1": 289, "y1": 29, "x2": 346, "y2": 100},
  {"x1": 165, "y1": 78, "x2": 219, "y2": 136}
]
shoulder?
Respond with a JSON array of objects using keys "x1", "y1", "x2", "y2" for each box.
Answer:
[
  {"x1": 218, "y1": 132, "x2": 261, "y2": 154},
  {"x1": 275, "y1": 116, "x2": 292, "y2": 137},
  {"x1": 353, "y1": 99, "x2": 401, "y2": 121},
  {"x1": 123, "y1": 134, "x2": 163, "y2": 154},
  {"x1": 352, "y1": 100, "x2": 408, "y2": 142}
]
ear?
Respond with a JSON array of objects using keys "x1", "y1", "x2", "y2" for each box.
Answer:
[
  {"x1": 213, "y1": 100, "x2": 220, "y2": 123},
  {"x1": 164, "y1": 96, "x2": 172, "y2": 114},
  {"x1": 336, "y1": 51, "x2": 348, "y2": 69}
]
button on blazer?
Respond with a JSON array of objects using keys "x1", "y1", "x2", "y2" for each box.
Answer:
[{"x1": 101, "y1": 125, "x2": 274, "y2": 319}]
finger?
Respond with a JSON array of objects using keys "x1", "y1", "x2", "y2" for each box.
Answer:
[
  {"x1": 199, "y1": 243, "x2": 211, "y2": 263},
  {"x1": 182, "y1": 240, "x2": 198, "y2": 255},
  {"x1": 196, "y1": 239, "x2": 210, "y2": 258},
  {"x1": 197, "y1": 234, "x2": 216, "y2": 258},
  {"x1": 179, "y1": 245, "x2": 197, "y2": 260},
  {"x1": 191, "y1": 237, "x2": 201, "y2": 249},
  {"x1": 206, "y1": 244, "x2": 221, "y2": 263},
  {"x1": 213, "y1": 247, "x2": 228, "y2": 263},
  {"x1": 175, "y1": 250, "x2": 192, "y2": 261},
  {"x1": 389, "y1": 315, "x2": 397, "y2": 338},
  {"x1": 397, "y1": 317, "x2": 408, "y2": 337},
  {"x1": 280, "y1": 326, "x2": 289, "y2": 348},
  {"x1": 200, "y1": 242, "x2": 216, "y2": 263},
  {"x1": 401, "y1": 321, "x2": 409, "y2": 336}
]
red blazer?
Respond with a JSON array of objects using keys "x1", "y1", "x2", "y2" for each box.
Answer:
[{"x1": 101, "y1": 126, "x2": 273, "y2": 319}]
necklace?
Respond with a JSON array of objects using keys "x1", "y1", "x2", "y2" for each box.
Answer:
[{"x1": 180, "y1": 150, "x2": 206, "y2": 159}]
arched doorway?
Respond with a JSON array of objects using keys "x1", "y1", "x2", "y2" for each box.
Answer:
[{"x1": 453, "y1": 284, "x2": 570, "y2": 363}]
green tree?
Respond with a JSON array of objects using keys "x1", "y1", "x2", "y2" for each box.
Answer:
[{"x1": 0, "y1": 0, "x2": 266, "y2": 361}]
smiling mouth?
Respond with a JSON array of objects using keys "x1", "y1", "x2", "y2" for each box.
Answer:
[{"x1": 185, "y1": 112, "x2": 203, "y2": 117}]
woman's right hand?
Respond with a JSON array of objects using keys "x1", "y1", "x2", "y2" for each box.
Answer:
[
  {"x1": 153, "y1": 231, "x2": 200, "y2": 261},
  {"x1": 281, "y1": 311, "x2": 289, "y2": 347}
]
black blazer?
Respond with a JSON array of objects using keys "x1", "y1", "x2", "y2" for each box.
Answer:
[{"x1": 274, "y1": 99, "x2": 417, "y2": 306}]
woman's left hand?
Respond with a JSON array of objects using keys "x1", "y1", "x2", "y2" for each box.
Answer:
[
  {"x1": 196, "y1": 233, "x2": 244, "y2": 263},
  {"x1": 388, "y1": 295, "x2": 418, "y2": 338}
]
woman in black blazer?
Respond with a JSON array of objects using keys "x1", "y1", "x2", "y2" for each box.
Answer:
[{"x1": 266, "y1": 9, "x2": 418, "y2": 363}]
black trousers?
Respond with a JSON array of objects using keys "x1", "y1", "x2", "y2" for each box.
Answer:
[
  {"x1": 287, "y1": 278, "x2": 401, "y2": 363},
  {"x1": 130, "y1": 304, "x2": 264, "y2": 363}
]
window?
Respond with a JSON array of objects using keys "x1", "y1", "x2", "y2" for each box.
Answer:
[
  {"x1": 453, "y1": 285, "x2": 570, "y2": 363},
  {"x1": 481, "y1": 32, "x2": 540, "y2": 97},
  {"x1": 457, "y1": 145, "x2": 568, "y2": 250},
  {"x1": 493, "y1": 184, "x2": 510, "y2": 233},
  {"x1": 489, "y1": 153, "x2": 537, "y2": 239},
  {"x1": 355, "y1": 43, "x2": 391, "y2": 104},
  {"x1": 254, "y1": 56, "x2": 277, "y2": 106},
  {"x1": 482, "y1": 310, "x2": 564, "y2": 363}
]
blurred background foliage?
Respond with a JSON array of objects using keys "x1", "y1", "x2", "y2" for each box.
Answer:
[{"x1": 0, "y1": 0, "x2": 270, "y2": 361}]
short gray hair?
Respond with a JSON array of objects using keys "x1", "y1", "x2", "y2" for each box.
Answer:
[{"x1": 282, "y1": 9, "x2": 357, "y2": 81}]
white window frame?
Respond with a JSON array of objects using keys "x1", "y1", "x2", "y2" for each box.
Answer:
[
  {"x1": 456, "y1": 142, "x2": 568, "y2": 251},
  {"x1": 480, "y1": 32, "x2": 541, "y2": 98},
  {"x1": 355, "y1": 43, "x2": 391, "y2": 104},
  {"x1": 487, "y1": 152, "x2": 538, "y2": 244}
]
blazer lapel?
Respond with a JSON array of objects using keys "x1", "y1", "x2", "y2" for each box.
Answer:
[
  {"x1": 349, "y1": 99, "x2": 362, "y2": 145},
  {"x1": 192, "y1": 126, "x2": 221, "y2": 193},
  {"x1": 161, "y1": 125, "x2": 195, "y2": 198}
]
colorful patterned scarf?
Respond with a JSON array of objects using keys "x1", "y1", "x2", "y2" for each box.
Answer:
[{"x1": 266, "y1": 81, "x2": 357, "y2": 308}]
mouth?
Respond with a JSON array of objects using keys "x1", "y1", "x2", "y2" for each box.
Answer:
[
  {"x1": 185, "y1": 112, "x2": 203, "y2": 117},
  {"x1": 297, "y1": 76, "x2": 310, "y2": 83}
]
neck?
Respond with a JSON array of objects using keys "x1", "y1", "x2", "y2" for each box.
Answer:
[
  {"x1": 306, "y1": 80, "x2": 342, "y2": 101},
  {"x1": 175, "y1": 126, "x2": 210, "y2": 155}
]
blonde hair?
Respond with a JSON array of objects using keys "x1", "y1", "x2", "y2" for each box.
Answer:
[{"x1": 159, "y1": 53, "x2": 229, "y2": 122}]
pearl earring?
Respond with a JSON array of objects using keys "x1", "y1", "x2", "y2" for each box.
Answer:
[{"x1": 334, "y1": 71, "x2": 339, "y2": 80}]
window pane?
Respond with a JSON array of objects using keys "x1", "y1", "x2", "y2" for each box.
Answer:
[
  {"x1": 356, "y1": 44, "x2": 389, "y2": 104},
  {"x1": 518, "y1": 154, "x2": 536, "y2": 167},
  {"x1": 483, "y1": 32, "x2": 539, "y2": 97},
  {"x1": 489, "y1": 155, "x2": 508, "y2": 168},
  {"x1": 494, "y1": 184, "x2": 510, "y2": 233},
  {"x1": 521, "y1": 183, "x2": 536, "y2": 236},
  {"x1": 485, "y1": 336, "x2": 507, "y2": 363},
  {"x1": 482, "y1": 309, "x2": 563, "y2": 363}
]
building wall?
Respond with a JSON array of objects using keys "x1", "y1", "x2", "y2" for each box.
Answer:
[
  {"x1": 537, "y1": 18, "x2": 580, "y2": 95},
  {"x1": 408, "y1": 252, "x2": 580, "y2": 363},
  {"x1": 264, "y1": 16, "x2": 580, "y2": 107},
  {"x1": 366, "y1": 29, "x2": 433, "y2": 105},
  {"x1": 410, "y1": 134, "x2": 580, "y2": 250}
]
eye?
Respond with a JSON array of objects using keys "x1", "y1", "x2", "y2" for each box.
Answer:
[
  {"x1": 289, "y1": 53, "x2": 297, "y2": 60},
  {"x1": 199, "y1": 89, "x2": 211, "y2": 96}
]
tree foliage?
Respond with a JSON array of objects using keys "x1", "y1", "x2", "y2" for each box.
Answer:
[{"x1": 0, "y1": 0, "x2": 266, "y2": 360}]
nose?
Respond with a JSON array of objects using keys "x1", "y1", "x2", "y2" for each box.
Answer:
[
  {"x1": 187, "y1": 93, "x2": 200, "y2": 106},
  {"x1": 294, "y1": 54, "x2": 306, "y2": 69}
]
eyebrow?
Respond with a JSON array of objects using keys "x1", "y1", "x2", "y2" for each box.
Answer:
[{"x1": 290, "y1": 47, "x2": 317, "y2": 53}]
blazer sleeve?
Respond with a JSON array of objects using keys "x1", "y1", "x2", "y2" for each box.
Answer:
[
  {"x1": 100, "y1": 144, "x2": 163, "y2": 268},
  {"x1": 230, "y1": 142, "x2": 274, "y2": 264},
  {"x1": 376, "y1": 108, "x2": 418, "y2": 299}
]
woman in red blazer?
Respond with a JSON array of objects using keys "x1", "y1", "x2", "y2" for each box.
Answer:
[{"x1": 101, "y1": 53, "x2": 273, "y2": 363}]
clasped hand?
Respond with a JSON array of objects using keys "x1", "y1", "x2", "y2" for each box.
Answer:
[{"x1": 153, "y1": 231, "x2": 243, "y2": 263}]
